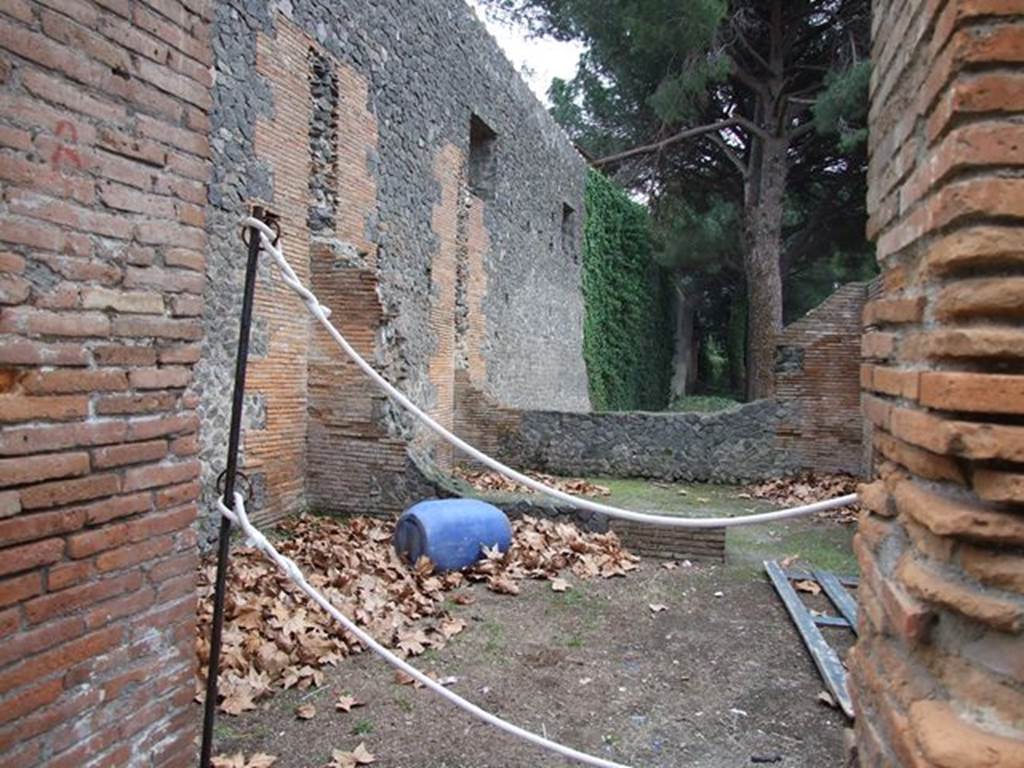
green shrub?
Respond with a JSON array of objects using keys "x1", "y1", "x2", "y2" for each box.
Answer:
[{"x1": 582, "y1": 170, "x2": 673, "y2": 411}]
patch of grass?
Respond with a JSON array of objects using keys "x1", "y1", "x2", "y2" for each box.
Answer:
[
  {"x1": 774, "y1": 526, "x2": 857, "y2": 573},
  {"x1": 443, "y1": 596, "x2": 466, "y2": 611},
  {"x1": 590, "y1": 476, "x2": 774, "y2": 518},
  {"x1": 351, "y1": 719, "x2": 374, "y2": 736},
  {"x1": 547, "y1": 586, "x2": 605, "y2": 631},
  {"x1": 728, "y1": 519, "x2": 857, "y2": 573},
  {"x1": 578, "y1": 477, "x2": 855, "y2": 578},
  {"x1": 213, "y1": 722, "x2": 241, "y2": 741},
  {"x1": 549, "y1": 588, "x2": 586, "y2": 608},
  {"x1": 668, "y1": 395, "x2": 741, "y2": 413},
  {"x1": 482, "y1": 620, "x2": 506, "y2": 655},
  {"x1": 565, "y1": 633, "x2": 585, "y2": 649},
  {"x1": 393, "y1": 694, "x2": 413, "y2": 713}
]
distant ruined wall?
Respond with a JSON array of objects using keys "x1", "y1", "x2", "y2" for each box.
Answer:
[
  {"x1": 775, "y1": 281, "x2": 868, "y2": 476},
  {"x1": 195, "y1": 0, "x2": 590, "y2": 531},
  {"x1": 507, "y1": 400, "x2": 799, "y2": 483},
  {"x1": 852, "y1": 1, "x2": 1024, "y2": 766},
  {"x1": 508, "y1": 283, "x2": 869, "y2": 482}
]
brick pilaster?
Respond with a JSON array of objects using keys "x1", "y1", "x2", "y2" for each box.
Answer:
[
  {"x1": 0, "y1": 0, "x2": 212, "y2": 764},
  {"x1": 854, "y1": 1, "x2": 1024, "y2": 765}
]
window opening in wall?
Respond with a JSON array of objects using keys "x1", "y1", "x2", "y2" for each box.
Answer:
[
  {"x1": 561, "y1": 203, "x2": 577, "y2": 261},
  {"x1": 468, "y1": 114, "x2": 497, "y2": 201},
  {"x1": 308, "y1": 48, "x2": 340, "y2": 233}
]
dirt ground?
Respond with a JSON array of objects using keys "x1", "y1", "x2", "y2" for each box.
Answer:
[{"x1": 208, "y1": 478, "x2": 858, "y2": 768}]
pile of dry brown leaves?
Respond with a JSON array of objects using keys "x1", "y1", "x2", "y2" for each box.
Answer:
[
  {"x1": 451, "y1": 466, "x2": 611, "y2": 498},
  {"x1": 744, "y1": 472, "x2": 861, "y2": 523},
  {"x1": 197, "y1": 514, "x2": 638, "y2": 715}
]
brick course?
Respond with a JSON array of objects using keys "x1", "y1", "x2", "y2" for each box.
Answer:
[
  {"x1": 0, "y1": 0, "x2": 210, "y2": 764},
  {"x1": 774, "y1": 281, "x2": 869, "y2": 475},
  {"x1": 854, "y1": 0, "x2": 1024, "y2": 763}
]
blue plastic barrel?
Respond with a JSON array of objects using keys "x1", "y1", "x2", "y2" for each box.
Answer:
[{"x1": 393, "y1": 499, "x2": 512, "y2": 572}]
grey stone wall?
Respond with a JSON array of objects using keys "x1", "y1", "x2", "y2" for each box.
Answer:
[
  {"x1": 506, "y1": 400, "x2": 802, "y2": 482},
  {"x1": 193, "y1": 0, "x2": 589, "y2": 538}
]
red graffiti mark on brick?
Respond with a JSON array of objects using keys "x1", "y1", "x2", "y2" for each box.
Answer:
[{"x1": 50, "y1": 120, "x2": 82, "y2": 170}]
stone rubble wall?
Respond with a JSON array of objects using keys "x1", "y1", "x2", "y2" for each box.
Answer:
[
  {"x1": 506, "y1": 400, "x2": 800, "y2": 483},
  {"x1": 195, "y1": 0, "x2": 590, "y2": 533}
]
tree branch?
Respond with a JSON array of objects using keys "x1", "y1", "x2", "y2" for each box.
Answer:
[
  {"x1": 732, "y1": 64, "x2": 771, "y2": 100},
  {"x1": 728, "y1": 17, "x2": 770, "y2": 72},
  {"x1": 707, "y1": 133, "x2": 750, "y2": 178},
  {"x1": 593, "y1": 120, "x2": 745, "y2": 167},
  {"x1": 732, "y1": 115, "x2": 771, "y2": 141},
  {"x1": 787, "y1": 120, "x2": 817, "y2": 140}
]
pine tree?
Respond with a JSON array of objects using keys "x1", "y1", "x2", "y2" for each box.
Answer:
[{"x1": 485, "y1": 0, "x2": 871, "y2": 399}]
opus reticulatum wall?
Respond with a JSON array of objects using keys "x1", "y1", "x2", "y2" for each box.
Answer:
[{"x1": 194, "y1": 0, "x2": 590, "y2": 533}]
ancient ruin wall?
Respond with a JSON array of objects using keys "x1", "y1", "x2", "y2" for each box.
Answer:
[
  {"x1": 853, "y1": 2, "x2": 1024, "y2": 765},
  {"x1": 508, "y1": 400, "x2": 800, "y2": 483},
  {"x1": 507, "y1": 282, "x2": 870, "y2": 482},
  {"x1": 196, "y1": 0, "x2": 589, "y2": 529},
  {"x1": 0, "y1": 0, "x2": 212, "y2": 763},
  {"x1": 774, "y1": 281, "x2": 868, "y2": 475}
]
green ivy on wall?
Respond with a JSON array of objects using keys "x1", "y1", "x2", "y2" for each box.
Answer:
[{"x1": 582, "y1": 169, "x2": 673, "y2": 411}]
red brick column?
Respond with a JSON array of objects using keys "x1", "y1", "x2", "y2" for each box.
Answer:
[
  {"x1": 0, "y1": 0, "x2": 211, "y2": 765},
  {"x1": 854, "y1": 1, "x2": 1024, "y2": 765}
]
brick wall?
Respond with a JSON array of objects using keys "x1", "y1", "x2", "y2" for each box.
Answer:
[
  {"x1": 775, "y1": 281, "x2": 869, "y2": 475},
  {"x1": 241, "y1": 21, "x2": 312, "y2": 526},
  {"x1": 463, "y1": 196, "x2": 490, "y2": 386},
  {"x1": 302, "y1": 34, "x2": 409, "y2": 517},
  {"x1": 196, "y1": 2, "x2": 589, "y2": 530},
  {"x1": 0, "y1": 0, "x2": 211, "y2": 764},
  {"x1": 426, "y1": 143, "x2": 463, "y2": 470},
  {"x1": 852, "y1": 1, "x2": 1024, "y2": 765}
]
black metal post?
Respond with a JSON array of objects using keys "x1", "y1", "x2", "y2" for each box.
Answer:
[{"x1": 199, "y1": 207, "x2": 272, "y2": 768}]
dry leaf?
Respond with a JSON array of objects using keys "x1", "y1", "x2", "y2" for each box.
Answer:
[
  {"x1": 329, "y1": 743, "x2": 376, "y2": 768},
  {"x1": 662, "y1": 562, "x2": 678, "y2": 570},
  {"x1": 550, "y1": 578, "x2": 570, "y2": 592},
  {"x1": 746, "y1": 472, "x2": 860, "y2": 523},
  {"x1": 453, "y1": 467, "x2": 611, "y2": 498},
  {"x1": 817, "y1": 690, "x2": 837, "y2": 708},
  {"x1": 212, "y1": 754, "x2": 277, "y2": 768},
  {"x1": 196, "y1": 509, "x2": 639, "y2": 714},
  {"x1": 296, "y1": 703, "x2": 316, "y2": 720},
  {"x1": 649, "y1": 603, "x2": 668, "y2": 613},
  {"x1": 439, "y1": 617, "x2": 466, "y2": 639},
  {"x1": 795, "y1": 579, "x2": 822, "y2": 595},
  {"x1": 393, "y1": 670, "x2": 422, "y2": 688},
  {"x1": 335, "y1": 694, "x2": 365, "y2": 713},
  {"x1": 397, "y1": 629, "x2": 430, "y2": 656}
]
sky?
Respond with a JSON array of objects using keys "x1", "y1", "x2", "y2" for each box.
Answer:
[{"x1": 466, "y1": 0, "x2": 584, "y2": 104}]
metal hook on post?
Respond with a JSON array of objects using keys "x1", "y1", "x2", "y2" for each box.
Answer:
[{"x1": 199, "y1": 205, "x2": 275, "y2": 768}]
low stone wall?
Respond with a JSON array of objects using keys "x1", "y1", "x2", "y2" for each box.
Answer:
[{"x1": 505, "y1": 400, "x2": 800, "y2": 482}]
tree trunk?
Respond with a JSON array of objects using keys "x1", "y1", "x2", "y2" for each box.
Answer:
[
  {"x1": 727, "y1": 288, "x2": 746, "y2": 396},
  {"x1": 743, "y1": 134, "x2": 787, "y2": 400},
  {"x1": 669, "y1": 281, "x2": 696, "y2": 401}
]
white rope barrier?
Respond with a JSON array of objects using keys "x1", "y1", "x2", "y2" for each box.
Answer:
[
  {"x1": 241, "y1": 216, "x2": 859, "y2": 529},
  {"x1": 218, "y1": 492, "x2": 634, "y2": 768}
]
